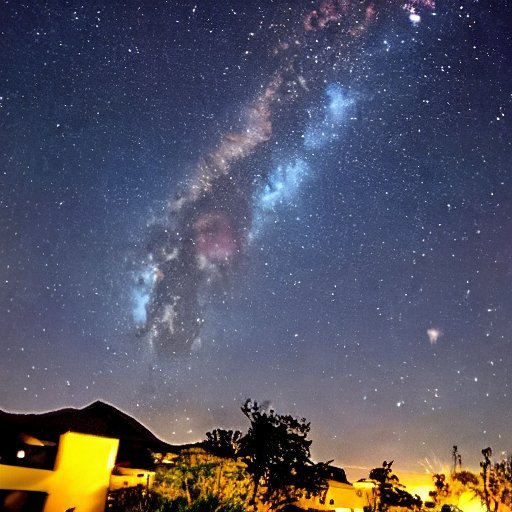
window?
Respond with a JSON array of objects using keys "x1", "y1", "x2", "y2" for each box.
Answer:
[{"x1": 0, "y1": 490, "x2": 47, "y2": 512}]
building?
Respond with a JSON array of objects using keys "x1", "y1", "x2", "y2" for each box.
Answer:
[
  {"x1": 294, "y1": 466, "x2": 372, "y2": 512},
  {"x1": 0, "y1": 401, "x2": 173, "y2": 512},
  {"x1": 0, "y1": 431, "x2": 119, "y2": 512}
]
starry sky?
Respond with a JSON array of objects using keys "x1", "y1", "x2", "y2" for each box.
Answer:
[{"x1": 1, "y1": 0, "x2": 511, "y2": 476}]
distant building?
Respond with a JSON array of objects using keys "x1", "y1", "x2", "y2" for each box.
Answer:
[{"x1": 295, "y1": 467, "x2": 373, "y2": 512}]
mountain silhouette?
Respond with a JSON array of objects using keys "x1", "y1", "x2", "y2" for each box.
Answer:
[{"x1": 0, "y1": 400, "x2": 177, "y2": 468}]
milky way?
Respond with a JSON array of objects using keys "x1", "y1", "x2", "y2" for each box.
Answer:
[
  {"x1": 3, "y1": 0, "x2": 511, "y2": 472},
  {"x1": 134, "y1": 0, "x2": 435, "y2": 356}
]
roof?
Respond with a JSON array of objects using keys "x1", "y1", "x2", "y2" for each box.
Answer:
[{"x1": 327, "y1": 465, "x2": 350, "y2": 484}]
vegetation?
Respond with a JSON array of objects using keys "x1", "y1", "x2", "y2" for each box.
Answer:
[
  {"x1": 107, "y1": 487, "x2": 244, "y2": 512},
  {"x1": 368, "y1": 460, "x2": 422, "y2": 512},
  {"x1": 204, "y1": 428, "x2": 242, "y2": 458},
  {"x1": 108, "y1": 408, "x2": 512, "y2": 512},
  {"x1": 429, "y1": 473, "x2": 450, "y2": 506},
  {"x1": 422, "y1": 446, "x2": 512, "y2": 512},
  {"x1": 153, "y1": 446, "x2": 250, "y2": 508},
  {"x1": 473, "y1": 448, "x2": 512, "y2": 512},
  {"x1": 239, "y1": 399, "x2": 330, "y2": 510},
  {"x1": 451, "y1": 446, "x2": 462, "y2": 475},
  {"x1": 106, "y1": 486, "x2": 173, "y2": 512}
]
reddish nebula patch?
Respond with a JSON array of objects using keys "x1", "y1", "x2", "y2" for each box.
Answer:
[
  {"x1": 304, "y1": 0, "x2": 349, "y2": 31},
  {"x1": 194, "y1": 212, "x2": 238, "y2": 262}
]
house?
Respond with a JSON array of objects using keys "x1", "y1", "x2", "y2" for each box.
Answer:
[
  {"x1": 295, "y1": 466, "x2": 371, "y2": 512},
  {"x1": 0, "y1": 401, "x2": 175, "y2": 512},
  {"x1": 0, "y1": 431, "x2": 119, "y2": 512}
]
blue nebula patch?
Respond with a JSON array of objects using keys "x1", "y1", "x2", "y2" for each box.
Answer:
[
  {"x1": 250, "y1": 84, "x2": 354, "y2": 240},
  {"x1": 251, "y1": 159, "x2": 309, "y2": 238},
  {"x1": 131, "y1": 265, "x2": 158, "y2": 325},
  {"x1": 304, "y1": 83, "x2": 355, "y2": 149},
  {"x1": 259, "y1": 159, "x2": 309, "y2": 212}
]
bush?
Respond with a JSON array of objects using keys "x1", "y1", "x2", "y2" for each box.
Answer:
[
  {"x1": 154, "y1": 497, "x2": 187, "y2": 512},
  {"x1": 107, "y1": 485, "x2": 166, "y2": 511},
  {"x1": 107, "y1": 488, "x2": 245, "y2": 512},
  {"x1": 184, "y1": 495, "x2": 245, "y2": 512}
]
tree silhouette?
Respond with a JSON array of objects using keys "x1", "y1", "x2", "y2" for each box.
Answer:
[
  {"x1": 429, "y1": 474, "x2": 450, "y2": 505},
  {"x1": 481, "y1": 447, "x2": 493, "y2": 512},
  {"x1": 239, "y1": 399, "x2": 329, "y2": 510},
  {"x1": 369, "y1": 460, "x2": 422, "y2": 512},
  {"x1": 369, "y1": 460, "x2": 396, "y2": 486},
  {"x1": 493, "y1": 456, "x2": 512, "y2": 509},
  {"x1": 452, "y1": 446, "x2": 462, "y2": 475},
  {"x1": 474, "y1": 449, "x2": 512, "y2": 512},
  {"x1": 452, "y1": 470, "x2": 479, "y2": 488},
  {"x1": 446, "y1": 468, "x2": 479, "y2": 509},
  {"x1": 204, "y1": 429, "x2": 242, "y2": 458}
]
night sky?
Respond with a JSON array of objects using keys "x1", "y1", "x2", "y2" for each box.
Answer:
[{"x1": 1, "y1": 0, "x2": 511, "y2": 475}]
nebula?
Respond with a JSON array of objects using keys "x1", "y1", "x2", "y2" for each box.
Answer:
[
  {"x1": 304, "y1": 84, "x2": 355, "y2": 150},
  {"x1": 194, "y1": 212, "x2": 238, "y2": 265},
  {"x1": 131, "y1": 266, "x2": 158, "y2": 326},
  {"x1": 132, "y1": 0, "x2": 436, "y2": 356},
  {"x1": 427, "y1": 327, "x2": 442, "y2": 345},
  {"x1": 251, "y1": 159, "x2": 310, "y2": 240}
]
